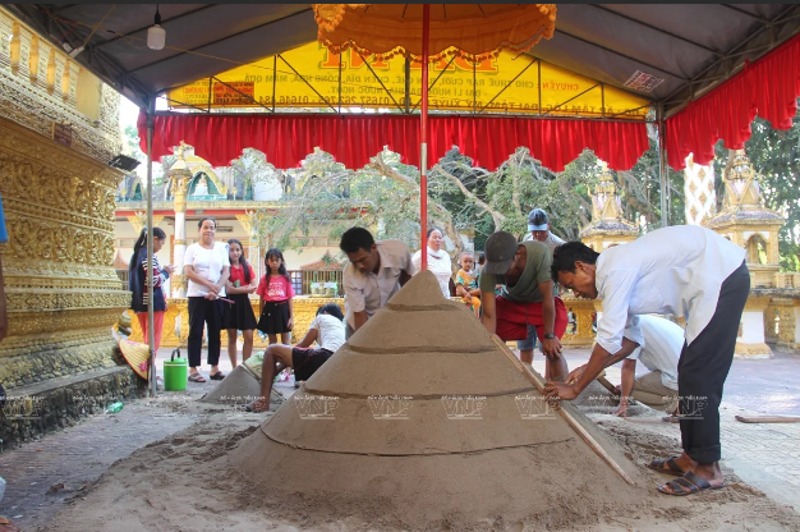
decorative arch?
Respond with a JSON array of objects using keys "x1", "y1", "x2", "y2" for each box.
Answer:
[{"x1": 746, "y1": 234, "x2": 769, "y2": 265}]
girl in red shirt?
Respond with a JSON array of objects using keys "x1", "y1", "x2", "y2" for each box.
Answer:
[
  {"x1": 223, "y1": 239, "x2": 258, "y2": 368},
  {"x1": 256, "y1": 247, "x2": 294, "y2": 345}
]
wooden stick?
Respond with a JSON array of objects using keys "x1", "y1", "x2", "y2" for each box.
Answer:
[
  {"x1": 492, "y1": 335, "x2": 635, "y2": 485},
  {"x1": 594, "y1": 371, "x2": 621, "y2": 397},
  {"x1": 735, "y1": 415, "x2": 800, "y2": 424}
]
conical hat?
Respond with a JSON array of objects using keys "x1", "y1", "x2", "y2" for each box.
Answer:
[{"x1": 118, "y1": 338, "x2": 151, "y2": 380}]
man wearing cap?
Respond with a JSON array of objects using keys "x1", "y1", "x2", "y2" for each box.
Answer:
[
  {"x1": 523, "y1": 208, "x2": 566, "y2": 250},
  {"x1": 480, "y1": 231, "x2": 568, "y2": 381},
  {"x1": 518, "y1": 208, "x2": 566, "y2": 363},
  {"x1": 339, "y1": 226, "x2": 415, "y2": 338},
  {"x1": 545, "y1": 225, "x2": 749, "y2": 496}
]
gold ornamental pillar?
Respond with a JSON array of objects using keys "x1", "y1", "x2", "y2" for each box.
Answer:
[
  {"x1": 236, "y1": 210, "x2": 261, "y2": 276},
  {"x1": 168, "y1": 157, "x2": 192, "y2": 298},
  {"x1": 0, "y1": 118, "x2": 130, "y2": 388}
]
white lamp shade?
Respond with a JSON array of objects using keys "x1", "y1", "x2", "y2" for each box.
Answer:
[{"x1": 147, "y1": 24, "x2": 166, "y2": 50}]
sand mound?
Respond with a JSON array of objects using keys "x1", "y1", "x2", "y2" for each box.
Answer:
[
  {"x1": 229, "y1": 271, "x2": 646, "y2": 528},
  {"x1": 200, "y1": 364, "x2": 284, "y2": 408}
]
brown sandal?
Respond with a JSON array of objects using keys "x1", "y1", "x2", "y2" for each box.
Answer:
[
  {"x1": 658, "y1": 471, "x2": 724, "y2": 496},
  {"x1": 647, "y1": 456, "x2": 685, "y2": 475},
  {"x1": 188, "y1": 373, "x2": 206, "y2": 383}
]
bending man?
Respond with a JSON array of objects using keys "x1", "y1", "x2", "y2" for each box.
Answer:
[{"x1": 546, "y1": 225, "x2": 749, "y2": 496}]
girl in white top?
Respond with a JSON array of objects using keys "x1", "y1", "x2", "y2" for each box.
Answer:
[
  {"x1": 183, "y1": 217, "x2": 230, "y2": 382},
  {"x1": 412, "y1": 228, "x2": 454, "y2": 298}
]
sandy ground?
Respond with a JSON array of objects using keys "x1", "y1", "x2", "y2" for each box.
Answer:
[
  {"x1": 14, "y1": 275, "x2": 800, "y2": 531},
  {"x1": 26, "y1": 378, "x2": 800, "y2": 532}
]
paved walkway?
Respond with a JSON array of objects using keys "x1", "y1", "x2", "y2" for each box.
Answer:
[
  {"x1": 533, "y1": 347, "x2": 800, "y2": 513},
  {"x1": 1, "y1": 346, "x2": 799, "y2": 530}
]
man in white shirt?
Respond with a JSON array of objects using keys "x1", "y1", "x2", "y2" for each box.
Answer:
[
  {"x1": 545, "y1": 225, "x2": 749, "y2": 497},
  {"x1": 573, "y1": 314, "x2": 682, "y2": 417},
  {"x1": 339, "y1": 227, "x2": 415, "y2": 338}
]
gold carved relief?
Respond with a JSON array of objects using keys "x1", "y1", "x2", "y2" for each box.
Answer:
[{"x1": 0, "y1": 116, "x2": 129, "y2": 389}]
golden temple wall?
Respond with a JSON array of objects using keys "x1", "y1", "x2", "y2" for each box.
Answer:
[
  {"x1": 0, "y1": 118, "x2": 130, "y2": 387},
  {"x1": 128, "y1": 297, "x2": 345, "y2": 350},
  {"x1": 128, "y1": 296, "x2": 601, "y2": 350},
  {"x1": 0, "y1": 8, "x2": 139, "y2": 446}
]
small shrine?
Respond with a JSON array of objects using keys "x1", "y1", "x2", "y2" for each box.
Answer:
[
  {"x1": 168, "y1": 142, "x2": 228, "y2": 202},
  {"x1": 705, "y1": 149, "x2": 785, "y2": 288},
  {"x1": 705, "y1": 150, "x2": 788, "y2": 358},
  {"x1": 579, "y1": 162, "x2": 639, "y2": 251}
]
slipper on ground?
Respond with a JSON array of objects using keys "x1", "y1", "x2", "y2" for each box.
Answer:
[
  {"x1": 647, "y1": 456, "x2": 685, "y2": 475},
  {"x1": 658, "y1": 471, "x2": 724, "y2": 496}
]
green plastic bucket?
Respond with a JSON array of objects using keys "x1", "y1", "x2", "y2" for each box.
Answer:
[{"x1": 163, "y1": 348, "x2": 188, "y2": 391}]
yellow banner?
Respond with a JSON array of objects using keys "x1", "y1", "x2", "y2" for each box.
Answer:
[{"x1": 169, "y1": 42, "x2": 650, "y2": 119}]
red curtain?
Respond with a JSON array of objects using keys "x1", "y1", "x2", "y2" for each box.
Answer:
[
  {"x1": 666, "y1": 34, "x2": 800, "y2": 170},
  {"x1": 138, "y1": 112, "x2": 649, "y2": 172}
]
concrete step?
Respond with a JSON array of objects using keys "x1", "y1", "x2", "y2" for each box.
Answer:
[{"x1": 0, "y1": 366, "x2": 145, "y2": 448}]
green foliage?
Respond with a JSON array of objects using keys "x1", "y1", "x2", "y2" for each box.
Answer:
[
  {"x1": 623, "y1": 138, "x2": 685, "y2": 230},
  {"x1": 240, "y1": 115, "x2": 800, "y2": 272}
]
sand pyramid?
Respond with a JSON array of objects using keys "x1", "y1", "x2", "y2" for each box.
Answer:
[
  {"x1": 230, "y1": 271, "x2": 644, "y2": 528},
  {"x1": 200, "y1": 364, "x2": 283, "y2": 408}
]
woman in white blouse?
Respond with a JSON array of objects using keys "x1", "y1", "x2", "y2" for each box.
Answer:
[
  {"x1": 412, "y1": 227, "x2": 454, "y2": 298},
  {"x1": 183, "y1": 217, "x2": 230, "y2": 383}
]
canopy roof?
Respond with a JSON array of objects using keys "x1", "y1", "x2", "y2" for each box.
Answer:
[
  {"x1": 7, "y1": 3, "x2": 798, "y2": 116},
  {"x1": 6, "y1": 3, "x2": 800, "y2": 172}
]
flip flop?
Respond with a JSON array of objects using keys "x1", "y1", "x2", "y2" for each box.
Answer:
[
  {"x1": 647, "y1": 456, "x2": 685, "y2": 475},
  {"x1": 658, "y1": 471, "x2": 724, "y2": 496},
  {"x1": 209, "y1": 371, "x2": 225, "y2": 381},
  {"x1": 188, "y1": 373, "x2": 207, "y2": 383}
]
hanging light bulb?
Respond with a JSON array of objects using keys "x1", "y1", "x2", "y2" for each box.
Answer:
[{"x1": 147, "y1": 4, "x2": 166, "y2": 50}]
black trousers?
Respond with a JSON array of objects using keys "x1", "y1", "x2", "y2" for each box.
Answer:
[
  {"x1": 187, "y1": 297, "x2": 224, "y2": 368},
  {"x1": 678, "y1": 261, "x2": 750, "y2": 463}
]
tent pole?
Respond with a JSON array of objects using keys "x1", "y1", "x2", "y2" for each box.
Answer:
[
  {"x1": 145, "y1": 96, "x2": 157, "y2": 397},
  {"x1": 419, "y1": 3, "x2": 430, "y2": 269},
  {"x1": 656, "y1": 103, "x2": 669, "y2": 228}
]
